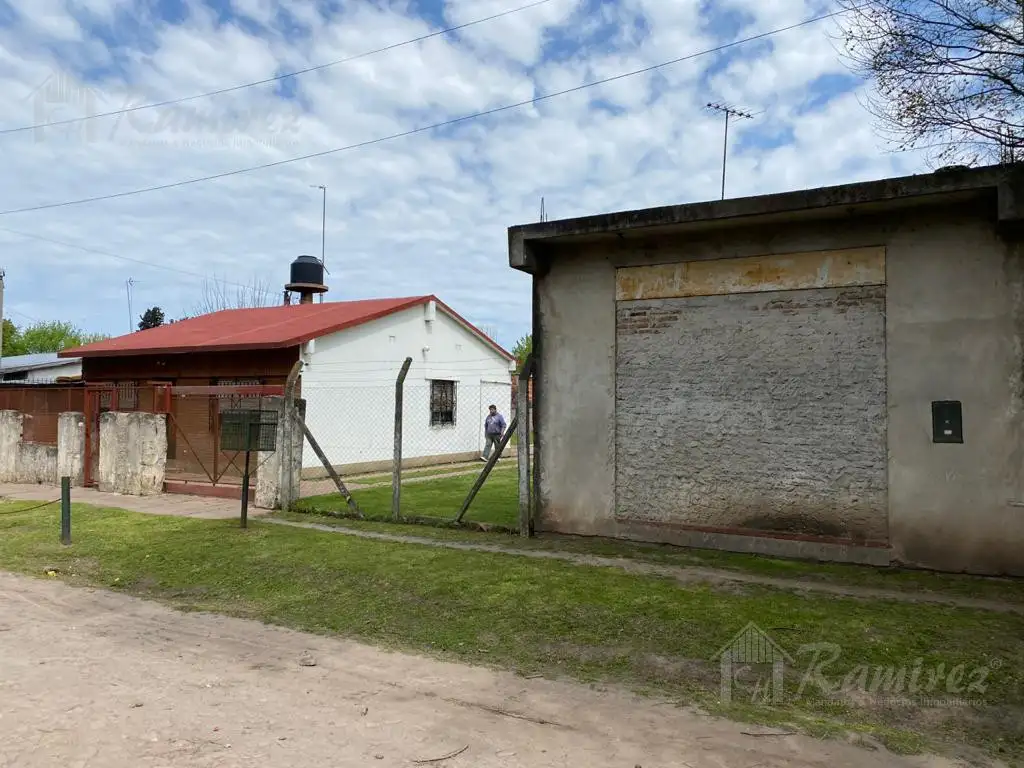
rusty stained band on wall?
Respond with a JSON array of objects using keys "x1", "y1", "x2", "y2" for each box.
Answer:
[{"x1": 614, "y1": 246, "x2": 887, "y2": 301}]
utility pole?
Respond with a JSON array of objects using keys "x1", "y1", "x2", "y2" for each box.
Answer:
[
  {"x1": 310, "y1": 184, "x2": 327, "y2": 303},
  {"x1": 707, "y1": 103, "x2": 754, "y2": 200},
  {"x1": 125, "y1": 278, "x2": 134, "y2": 332},
  {"x1": 0, "y1": 270, "x2": 5, "y2": 371},
  {"x1": 539, "y1": 196, "x2": 548, "y2": 222}
]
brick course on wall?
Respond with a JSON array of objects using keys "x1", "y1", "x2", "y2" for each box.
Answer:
[{"x1": 615, "y1": 285, "x2": 888, "y2": 544}]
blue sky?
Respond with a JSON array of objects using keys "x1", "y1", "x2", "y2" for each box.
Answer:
[{"x1": 0, "y1": 0, "x2": 926, "y2": 350}]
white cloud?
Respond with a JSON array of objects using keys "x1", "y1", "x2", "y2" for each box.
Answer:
[{"x1": 0, "y1": 0, "x2": 925, "y2": 347}]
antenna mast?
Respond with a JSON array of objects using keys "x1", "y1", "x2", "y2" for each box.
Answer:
[
  {"x1": 706, "y1": 102, "x2": 754, "y2": 200},
  {"x1": 126, "y1": 278, "x2": 134, "y2": 332}
]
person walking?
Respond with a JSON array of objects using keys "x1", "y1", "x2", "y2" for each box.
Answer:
[{"x1": 482, "y1": 404, "x2": 507, "y2": 461}]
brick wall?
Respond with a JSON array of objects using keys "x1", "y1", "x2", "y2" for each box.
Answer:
[{"x1": 615, "y1": 285, "x2": 888, "y2": 544}]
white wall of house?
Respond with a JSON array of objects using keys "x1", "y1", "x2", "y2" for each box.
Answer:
[
  {"x1": 26, "y1": 361, "x2": 81, "y2": 382},
  {"x1": 300, "y1": 301, "x2": 514, "y2": 472},
  {"x1": 0, "y1": 359, "x2": 82, "y2": 383}
]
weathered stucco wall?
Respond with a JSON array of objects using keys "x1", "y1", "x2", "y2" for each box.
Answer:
[
  {"x1": 98, "y1": 412, "x2": 167, "y2": 496},
  {"x1": 255, "y1": 397, "x2": 305, "y2": 510},
  {"x1": 885, "y1": 215, "x2": 1024, "y2": 575},
  {"x1": 535, "y1": 203, "x2": 1024, "y2": 575},
  {"x1": 535, "y1": 252, "x2": 616, "y2": 535},
  {"x1": 0, "y1": 409, "x2": 71, "y2": 485},
  {"x1": 615, "y1": 286, "x2": 888, "y2": 544},
  {"x1": 57, "y1": 412, "x2": 85, "y2": 487},
  {"x1": 0, "y1": 410, "x2": 22, "y2": 482}
]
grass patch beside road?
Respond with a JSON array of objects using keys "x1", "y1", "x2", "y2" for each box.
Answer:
[
  {"x1": 0, "y1": 500, "x2": 1022, "y2": 761},
  {"x1": 285, "y1": 495, "x2": 1024, "y2": 608},
  {"x1": 298, "y1": 465, "x2": 518, "y2": 528}
]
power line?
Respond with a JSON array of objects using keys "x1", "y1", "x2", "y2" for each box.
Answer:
[
  {"x1": 0, "y1": 226, "x2": 255, "y2": 289},
  {"x1": 0, "y1": 0, "x2": 555, "y2": 137},
  {"x1": 0, "y1": 7, "x2": 850, "y2": 218}
]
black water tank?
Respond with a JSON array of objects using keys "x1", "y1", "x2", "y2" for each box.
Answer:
[{"x1": 290, "y1": 254, "x2": 325, "y2": 286}]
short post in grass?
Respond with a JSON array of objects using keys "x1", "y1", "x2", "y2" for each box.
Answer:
[
  {"x1": 393, "y1": 357, "x2": 412, "y2": 521},
  {"x1": 60, "y1": 475, "x2": 71, "y2": 546},
  {"x1": 240, "y1": 421, "x2": 255, "y2": 529}
]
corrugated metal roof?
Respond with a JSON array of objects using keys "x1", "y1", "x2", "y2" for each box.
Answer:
[
  {"x1": 0, "y1": 353, "x2": 81, "y2": 373},
  {"x1": 60, "y1": 295, "x2": 514, "y2": 360}
]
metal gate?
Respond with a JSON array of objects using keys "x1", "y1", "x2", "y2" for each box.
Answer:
[{"x1": 165, "y1": 384, "x2": 284, "y2": 488}]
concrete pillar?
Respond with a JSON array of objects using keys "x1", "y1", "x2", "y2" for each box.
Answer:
[
  {"x1": 255, "y1": 397, "x2": 305, "y2": 510},
  {"x1": 98, "y1": 412, "x2": 167, "y2": 495},
  {"x1": 0, "y1": 410, "x2": 22, "y2": 483},
  {"x1": 57, "y1": 412, "x2": 86, "y2": 486},
  {"x1": 17, "y1": 444, "x2": 57, "y2": 485}
]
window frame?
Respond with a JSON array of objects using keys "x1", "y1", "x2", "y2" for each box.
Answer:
[{"x1": 429, "y1": 379, "x2": 457, "y2": 428}]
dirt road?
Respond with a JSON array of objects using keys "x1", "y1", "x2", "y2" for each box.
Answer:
[{"x1": 0, "y1": 573, "x2": 960, "y2": 768}]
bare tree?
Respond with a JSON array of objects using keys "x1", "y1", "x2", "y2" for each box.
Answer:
[
  {"x1": 192, "y1": 276, "x2": 278, "y2": 315},
  {"x1": 835, "y1": 0, "x2": 1024, "y2": 166}
]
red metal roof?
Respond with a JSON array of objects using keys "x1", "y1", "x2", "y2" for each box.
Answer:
[{"x1": 61, "y1": 295, "x2": 514, "y2": 360}]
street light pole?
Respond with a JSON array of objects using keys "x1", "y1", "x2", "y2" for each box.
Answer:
[{"x1": 310, "y1": 184, "x2": 327, "y2": 302}]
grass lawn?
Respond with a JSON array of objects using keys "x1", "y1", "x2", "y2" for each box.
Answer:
[
  {"x1": 1, "y1": 500, "x2": 1022, "y2": 761},
  {"x1": 298, "y1": 465, "x2": 518, "y2": 528},
  {"x1": 289, "y1": 473, "x2": 1024, "y2": 608}
]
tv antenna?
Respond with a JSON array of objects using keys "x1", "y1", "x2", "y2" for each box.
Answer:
[
  {"x1": 706, "y1": 102, "x2": 755, "y2": 200},
  {"x1": 126, "y1": 277, "x2": 135, "y2": 332}
]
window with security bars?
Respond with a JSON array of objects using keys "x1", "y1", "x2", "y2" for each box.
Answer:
[{"x1": 429, "y1": 380, "x2": 456, "y2": 427}]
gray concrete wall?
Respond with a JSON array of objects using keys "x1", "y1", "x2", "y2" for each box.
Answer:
[
  {"x1": 0, "y1": 409, "x2": 64, "y2": 485},
  {"x1": 535, "y1": 203, "x2": 1024, "y2": 575},
  {"x1": 98, "y1": 412, "x2": 167, "y2": 496},
  {"x1": 885, "y1": 215, "x2": 1024, "y2": 575},
  {"x1": 615, "y1": 287, "x2": 888, "y2": 544},
  {"x1": 256, "y1": 397, "x2": 305, "y2": 510},
  {"x1": 535, "y1": 251, "x2": 617, "y2": 535},
  {"x1": 0, "y1": 410, "x2": 22, "y2": 482},
  {"x1": 57, "y1": 412, "x2": 85, "y2": 487}
]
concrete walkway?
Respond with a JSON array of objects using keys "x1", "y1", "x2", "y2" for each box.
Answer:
[{"x1": 0, "y1": 484, "x2": 246, "y2": 520}]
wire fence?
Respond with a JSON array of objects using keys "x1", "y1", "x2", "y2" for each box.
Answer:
[{"x1": 298, "y1": 373, "x2": 521, "y2": 530}]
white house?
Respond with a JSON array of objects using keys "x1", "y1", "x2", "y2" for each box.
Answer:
[
  {"x1": 62, "y1": 294, "x2": 516, "y2": 478},
  {"x1": 300, "y1": 297, "x2": 516, "y2": 473},
  {"x1": 0, "y1": 353, "x2": 82, "y2": 383}
]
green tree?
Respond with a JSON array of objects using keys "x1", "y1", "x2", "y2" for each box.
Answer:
[
  {"x1": 2, "y1": 319, "x2": 20, "y2": 356},
  {"x1": 4, "y1": 321, "x2": 107, "y2": 354},
  {"x1": 512, "y1": 334, "x2": 532, "y2": 373},
  {"x1": 138, "y1": 306, "x2": 165, "y2": 330}
]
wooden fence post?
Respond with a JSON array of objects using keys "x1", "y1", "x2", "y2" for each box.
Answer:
[
  {"x1": 517, "y1": 355, "x2": 534, "y2": 537},
  {"x1": 455, "y1": 414, "x2": 517, "y2": 524},
  {"x1": 393, "y1": 357, "x2": 413, "y2": 521}
]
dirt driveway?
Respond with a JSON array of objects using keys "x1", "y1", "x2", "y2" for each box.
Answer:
[{"x1": 0, "y1": 573, "x2": 960, "y2": 768}]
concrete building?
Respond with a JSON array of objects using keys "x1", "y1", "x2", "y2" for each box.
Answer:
[{"x1": 508, "y1": 163, "x2": 1024, "y2": 577}]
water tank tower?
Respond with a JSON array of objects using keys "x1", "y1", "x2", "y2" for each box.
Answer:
[{"x1": 285, "y1": 255, "x2": 328, "y2": 304}]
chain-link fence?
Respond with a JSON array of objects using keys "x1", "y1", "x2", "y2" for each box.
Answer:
[{"x1": 298, "y1": 369, "x2": 519, "y2": 529}]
